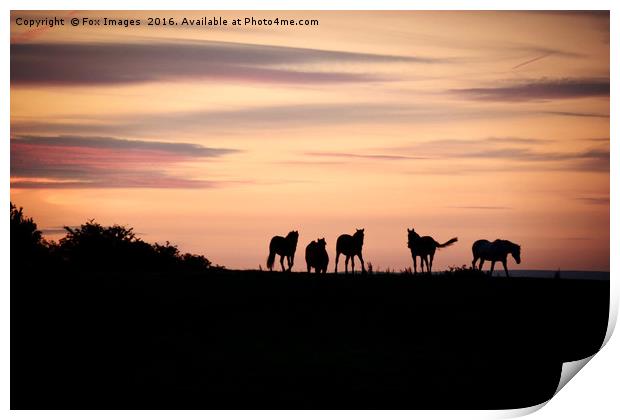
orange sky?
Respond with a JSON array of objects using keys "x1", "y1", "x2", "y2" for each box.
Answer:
[{"x1": 10, "y1": 11, "x2": 610, "y2": 271}]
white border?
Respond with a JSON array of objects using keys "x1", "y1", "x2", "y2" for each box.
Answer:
[{"x1": 3, "y1": 1, "x2": 617, "y2": 418}]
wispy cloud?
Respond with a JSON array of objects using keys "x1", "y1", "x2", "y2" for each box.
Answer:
[
  {"x1": 525, "y1": 11, "x2": 609, "y2": 19},
  {"x1": 11, "y1": 135, "x2": 238, "y2": 157},
  {"x1": 6, "y1": 104, "x2": 455, "y2": 137},
  {"x1": 9, "y1": 104, "x2": 539, "y2": 138},
  {"x1": 448, "y1": 206, "x2": 512, "y2": 210},
  {"x1": 10, "y1": 176, "x2": 220, "y2": 189},
  {"x1": 511, "y1": 52, "x2": 554, "y2": 70},
  {"x1": 11, "y1": 135, "x2": 240, "y2": 189},
  {"x1": 384, "y1": 136, "x2": 552, "y2": 156},
  {"x1": 305, "y1": 151, "x2": 426, "y2": 161},
  {"x1": 450, "y1": 78, "x2": 609, "y2": 102},
  {"x1": 11, "y1": 101, "x2": 609, "y2": 140},
  {"x1": 453, "y1": 147, "x2": 608, "y2": 163},
  {"x1": 417, "y1": 136, "x2": 552, "y2": 148},
  {"x1": 277, "y1": 160, "x2": 345, "y2": 166},
  {"x1": 576, "y1": 196, "x2": 609, "y2": 205},
  {"x1": 11, "y1": 40, "x2": 432, "y2": 86},
  {"x1": 542, "y1": 111, "x2": 609, "y2": 118},
  {"x1": 377, "y1": 136, "x2": 609, "y2": 173},
  {"x1": 509, "y1": 47, "x2": 583, "y2": 70}
]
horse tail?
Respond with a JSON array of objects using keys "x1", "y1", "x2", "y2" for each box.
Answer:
[
  {"x1": 267, "y1": 242, "x2": 276, "y2": 270},
  {"x1": 436, "y1": 237, "x2": 458, "y2": 248},
  {"x1": 335, "y1": 236, "x2": 343, "y2": 254}
]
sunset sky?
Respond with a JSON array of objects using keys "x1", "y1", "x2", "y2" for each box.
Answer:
[{"x1": 10, "y1": 11, "x2": 610, "y2": 271}]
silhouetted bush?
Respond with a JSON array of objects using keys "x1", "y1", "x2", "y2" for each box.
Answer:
[
  {"x1": 60, "y1": 221, "x2": 140, "y2": 269},
  {"x1": 11, "y1": 204, "x2": 215, "y2": 273},
  {"x1": 10, "y1": 202, "x2": 46, "y2": 269},
  {"x1": 367, "y1": 261, "x2": 374, "y2": 275},
  {"x1": 444, "y1": 265, "x2": 486, "y2": 279},
  {"x1": 152, "y1": 241, "x2": 182, "y2": 270},
  {"x1": 57, "y1": 220, "x2": 212, "y2": 272},
  {"x1": 181, "y1": 253, "x2": 214, "y2": 271}
]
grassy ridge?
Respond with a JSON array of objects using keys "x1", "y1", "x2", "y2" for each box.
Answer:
[{"x1": 11, "y1": 269, "x2": 609, "y2": 409}]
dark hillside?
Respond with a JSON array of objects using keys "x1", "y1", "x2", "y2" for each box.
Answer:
[{"x1": 11, "y1": 269, "x2": 609, "y2": 409}]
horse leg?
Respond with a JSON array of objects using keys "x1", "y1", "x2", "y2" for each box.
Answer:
[
  {"x1": 288, "y1": 255, "x2": 293, "y2": 271},
  {"x1": 413, "y1": 255, "x2": 417, "y2": 274},
  {"x1": 489, "y1": 261, "x2": 496, "y2": 276},
  {"x1": 472, "y1": 256, "x2": 478, "y2": 270},
  {"x1": 359, "y1": 253, "x2": 366, "y2": 274},
  {"x1": 335, "y1": 252, "x2": 340, "y2": 273},
  {"x1": 307, "y1": 263, "x2": 311, "y2": 273},
  {"x1": 423, "y1": 256, "x2": 430, "y2": 273},
  {"x1": 280, "y1": 255, "x2": 286, "y2": 272},
  {"x1": 345, "y1": 255, "x2": 350, "y2": 274},
  {"x1": 429, "y1": 252, "x2": 435, "y2": 273},
  {"x1": 502, "y1": 260, "x2": 510, "y2": 278},
  {"x1": 351, "y1": 255, "x2": 355, "y2": 274},
  {"x1": 479, "y1": 259, "x2": 484, "y2": 271}
]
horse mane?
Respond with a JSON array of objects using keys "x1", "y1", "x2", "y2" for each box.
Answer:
[{"x1": 496, "y1": 239, "x2": 520, "y2": 252}]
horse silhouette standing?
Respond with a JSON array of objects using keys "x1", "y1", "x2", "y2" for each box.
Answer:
[
  {"x1": 335, "y1": 229, "x2": 366, "y2": 274},
  {"x1": 472, "y1": 239, "x2": 521, "y2": 277},
  {"x1": 266, "y1": 230, "x2": 299, "y2": 272},
  {"x1": 305, "y1": 238, "x2": 329, "y2": 274},
  {"x1": 407, "y1": 228, "x2": 458, "y2": 274}
]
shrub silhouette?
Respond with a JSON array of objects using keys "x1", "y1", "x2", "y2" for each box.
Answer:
[
  {"x1": 58, "y1": 221, "x2": 212, "y2": 272},
  {"x1": 10, "y1": 203, "x2": 214, "y2": 273},
  {"x1": 11, "y1": 203, "x2": 43, "y2": 249},
  {"x1": 60, "y1": 221, "x2": 144, "y2": 270},
  {"x1": 10, "y1": 202, "x2": 47, "y2": 268},
  {"x1": 444, "y1": 264, "x2": 486, "y2": 280},
  {"x1": 180, "y1": 252, "x2": 213, "y2": 271}
]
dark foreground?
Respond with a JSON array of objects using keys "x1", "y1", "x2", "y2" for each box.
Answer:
[{"x1": 11, "y1": 268, "x2": 609, "y2": 409}]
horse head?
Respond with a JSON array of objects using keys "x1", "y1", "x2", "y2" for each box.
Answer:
[
  {"x1": 511, "y1": 243, "x2": 521, "y2": 264},
  {"x1": 317, "y1": 238, "x2": 326, "y2": 248},
  {"x1": 354, "y1": 228, "x2": 365, "y2": 245},
  {"x1": 287, "y1": 230, "x2": 299, "y2": 246},
  {"x1": 407, "y1": 228, "x2": 419, "y2": 247}
]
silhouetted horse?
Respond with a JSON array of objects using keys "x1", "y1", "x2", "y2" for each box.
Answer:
[
  {"x1": 472, "y1": 239, "x2": 521, "y2": 277},
  {"x1": 266, "y1": 231, "x2": 299, "y2": 272},
  {"x1": 335, "y1": 229, "x2": 366, "y2": 274},
  {"x1": 305, "y1": 238, "x2": 329, "y2": 274},
  {"x1": 407, "y1": 228, "x2": 458, "y2": 274}
]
